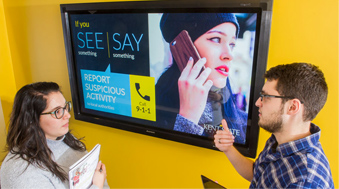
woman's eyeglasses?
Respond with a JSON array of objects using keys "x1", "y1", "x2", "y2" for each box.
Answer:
[
  {"x1": 41, "y1": 101, "x2": 72, "y2": 119},
  {"x1": 259, "y1": 92, "x2": 304, "y2": 104}
]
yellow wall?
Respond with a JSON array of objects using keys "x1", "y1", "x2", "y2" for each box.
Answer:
[
  {"x1": 0, "y1": 0, "x2": 16, "y2": 160},
  {"x1": 0, "y1": 0, "x2": 337, "y2": 188}
]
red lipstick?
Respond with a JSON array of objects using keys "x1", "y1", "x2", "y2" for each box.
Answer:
[{"x1": 215, "y1": 65, "x2": 229, "y2": 76}]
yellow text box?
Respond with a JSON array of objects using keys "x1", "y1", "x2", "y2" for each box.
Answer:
[{"x1": 129, "y1": 75, "x2": 156, "y2": 121}]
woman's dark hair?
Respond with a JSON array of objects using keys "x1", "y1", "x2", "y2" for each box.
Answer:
[{"x1": 6, "y1": 81, "x2": 86, "y2": 181}]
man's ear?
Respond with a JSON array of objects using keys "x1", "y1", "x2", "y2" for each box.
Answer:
[{"x1": 287, "y1": 99, "x2": 302, "y2": 115}]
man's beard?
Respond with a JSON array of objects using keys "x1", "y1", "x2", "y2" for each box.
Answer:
[{"x1": 258, "y1": 105, "x2": 284, "y2": 133}]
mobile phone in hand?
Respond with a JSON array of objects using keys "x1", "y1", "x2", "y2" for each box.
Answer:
[{"x1": 170, "y1": 30, "x2": 201, "y2": 72}]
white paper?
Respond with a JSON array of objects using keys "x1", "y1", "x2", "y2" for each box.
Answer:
[{"x1": 69, "y1": 144, "x2": 101, "y2": 189}]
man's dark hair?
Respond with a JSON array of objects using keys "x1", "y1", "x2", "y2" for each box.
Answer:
[{"x1": 265, "y1": 63, "x2": 328, "y2": 121}]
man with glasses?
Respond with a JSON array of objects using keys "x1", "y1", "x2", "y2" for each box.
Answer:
[{"x1": 214, "y1": 63, "x2": 334, "y2": 188}]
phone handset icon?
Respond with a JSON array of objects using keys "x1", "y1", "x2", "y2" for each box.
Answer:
[{"x1": 135, "y1": 83, "x2": 150, "y2": 101}]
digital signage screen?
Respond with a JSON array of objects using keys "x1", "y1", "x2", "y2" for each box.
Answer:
[{"x1": 61, "y1": 0, "x2": 273, "y2": 158}]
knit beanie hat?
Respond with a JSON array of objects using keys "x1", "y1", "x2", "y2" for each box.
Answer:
[{"x1": 160, "y1": 13, "x2": 240, "y2": 43}]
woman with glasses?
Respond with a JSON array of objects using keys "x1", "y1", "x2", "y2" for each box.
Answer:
[{"x1": 0, "y1": 82, "x2": 108, "y2": 189}]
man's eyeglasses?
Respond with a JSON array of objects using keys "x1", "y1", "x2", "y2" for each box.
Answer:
[
  {"x1": 41, "y1": 101, "x2": 72, "y2": 119},
  {"x1": 259, "y1": 92, "x2": 304, "y2": 104}
]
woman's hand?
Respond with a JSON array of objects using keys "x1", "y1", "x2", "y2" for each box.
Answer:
[
  {"x1": 92, "y1": 161, "x2": 107, "y2": 189},
  {"x1": 214, "y1": 119, "x2": 235, "y2": 152},
  {"x1": 178, "y1": 57, "x2": 213, "y2": 124}
]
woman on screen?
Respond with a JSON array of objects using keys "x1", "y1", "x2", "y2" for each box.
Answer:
[
  {"x1": 156, "y1": 13, "x2": 247, "y2": 144},
  {"x1": 0, "y1": 82, "x2": 108, "y2": 189}
]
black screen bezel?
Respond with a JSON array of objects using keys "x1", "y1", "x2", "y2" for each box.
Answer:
[{"x1": 60, "y1": 0, "x2": 273, "y2": 158}]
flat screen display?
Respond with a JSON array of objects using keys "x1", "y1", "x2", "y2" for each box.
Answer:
[{"x1": 61, "y1": 0, "x2": 273, "y2": 158}]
